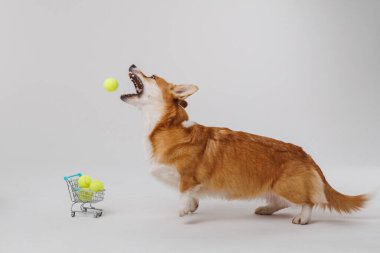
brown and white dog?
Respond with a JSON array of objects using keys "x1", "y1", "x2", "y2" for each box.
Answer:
[{"x1": 121, "y1": 64, "x2": 367, "y2": 224}]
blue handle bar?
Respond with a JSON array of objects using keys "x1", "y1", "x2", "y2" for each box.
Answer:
[{"x1": 64, "y1": 173, "x2": 82, "y2": 181}]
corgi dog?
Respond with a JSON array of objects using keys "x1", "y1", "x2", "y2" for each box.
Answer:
[{"x1": 121, "y1": 64, "x2": 367, "y2": 225}]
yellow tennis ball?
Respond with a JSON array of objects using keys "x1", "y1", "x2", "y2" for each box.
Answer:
[
  {"x1": 103, "y1": 78, "x2": 119, "y2": 92},
  {"x1": 78, "y1": 188, "x2": 93, "y2": 202},
  {"x1": 78, "y1": 175, "x2": 92, "y2": 188},
  {"x1": 89, "y1": 180, "x2": 105, "y2": 192}
]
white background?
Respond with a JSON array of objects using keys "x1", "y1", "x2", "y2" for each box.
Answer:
[{"x1": 1, "y1": 0, "x2": 379, "y2": 252}]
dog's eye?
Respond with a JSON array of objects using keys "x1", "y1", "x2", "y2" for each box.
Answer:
[{"x1": 151, "y1": 75, "x2": 156, "y2": 80}]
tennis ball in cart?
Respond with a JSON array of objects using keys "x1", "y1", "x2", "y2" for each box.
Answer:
[
  {"x1": 89, "y1": 180, "x2": 105, "y2": 192},
  {"x1": 78, "y1": 188, "x2": 93, "y2": 202},
  {"x1": 103, "y1": 78, "x2": 119, "y2": 92},
  {"x1": 78, "y1": 175, "x2": 92, "y2": 188}
]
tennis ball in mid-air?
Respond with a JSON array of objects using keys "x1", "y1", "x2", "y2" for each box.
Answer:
[
  {"x1": 89, "y1": 180, "x2": 105, "y2": 192},
  {"x1": 78, "y1": 175, "x2": 92, "y2": 188},
  {"x1": 78, "y1": 188, "x2": 93, "y2": 202},
  {"x1": 103, "y1": 78, "x2": 119, "y2": 92}
]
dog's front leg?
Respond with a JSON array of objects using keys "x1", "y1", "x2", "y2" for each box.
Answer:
[
  {"x1": 150, "y1": 165, "x2": 179, "y2": 189},
  {"x1": 178, "y1": 175, "x2": 201, "y2": 217}
]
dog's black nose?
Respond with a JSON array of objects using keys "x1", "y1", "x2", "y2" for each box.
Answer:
[{"x1": 129, "y1": 64, "x2": 136, "y2": 72}]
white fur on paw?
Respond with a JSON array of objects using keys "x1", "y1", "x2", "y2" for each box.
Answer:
[
  {"x1": 189, "y1": 198, "x2": 199, "y2": 213},
  {"x1": 255, "y1": 206, "x2": 274, "y2": 215},
  {"x1": 179, "y1": 197, "x2": 191, "y2": 217},
  {"x1": 179, "y1": 208, "x2": 191, "y2": 217},
  {"x1": 292, "y1": 215, "x2": 310, "y2": 225}
]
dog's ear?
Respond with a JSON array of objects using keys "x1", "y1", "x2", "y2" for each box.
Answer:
[{"x1": 171, "y1": 84, "x2": 199, "y2": 100}]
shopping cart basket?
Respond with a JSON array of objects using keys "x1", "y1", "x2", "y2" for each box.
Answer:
[{"x1": 64, "y1": 173, "x2": 105, "y2": 218}]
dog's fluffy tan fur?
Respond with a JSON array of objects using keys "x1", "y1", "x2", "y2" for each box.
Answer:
[{"x1": 121, "y1": 65, "x2": 367, "y2": 224}]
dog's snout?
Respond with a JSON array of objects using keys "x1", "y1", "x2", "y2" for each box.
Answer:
[{"x1": 129, "y1": 64, "x2": 137, "y2": 72}]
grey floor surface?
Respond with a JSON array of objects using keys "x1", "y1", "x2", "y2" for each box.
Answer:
[{"x1": 1, "y1": 165, "x2": 379, "y2": 253}]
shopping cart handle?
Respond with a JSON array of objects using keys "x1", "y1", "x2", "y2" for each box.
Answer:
[{"x1": 64, "y1": 173, "x2": 82, "y2": 181}]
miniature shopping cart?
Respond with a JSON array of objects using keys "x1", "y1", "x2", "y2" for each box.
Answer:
[{"x1": 64, "y1": 173, "x2": 105, "y2": 218}]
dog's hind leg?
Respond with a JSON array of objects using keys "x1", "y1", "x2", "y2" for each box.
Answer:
[
  {"x1": 255, "y1": 194, "x2": 289, "y2": 215},
  {"x1": 271, "y1": 164, "x2": 326, "y2": 224},
  {"x1": 292, "y1": 204, "x2": 313, "y2": 225}
]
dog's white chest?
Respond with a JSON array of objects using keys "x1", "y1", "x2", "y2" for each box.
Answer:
[{"x1": 150, "y1": 163, "x2": 180, "y2": 189}]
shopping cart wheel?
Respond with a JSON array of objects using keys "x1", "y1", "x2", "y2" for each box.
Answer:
[
  {"x1": 71, "y1": 211, "x2": 75, "y2": 217},
  {"x1": 99, "y1": 212, "x2": 102, "y2": 217}
]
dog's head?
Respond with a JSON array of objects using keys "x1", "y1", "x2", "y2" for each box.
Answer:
[{"x1": 121, "y1": 65, "x2": 198, "y2": 109}]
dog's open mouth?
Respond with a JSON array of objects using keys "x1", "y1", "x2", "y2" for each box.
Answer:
[{"x1": 121, "y1": 72, "x2": 144, "y2": 99}]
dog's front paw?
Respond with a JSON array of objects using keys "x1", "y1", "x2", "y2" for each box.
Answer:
[
  {"x1": 179, "y1": 208, "x2": 191, "y2": 217},
  {"x1": 189, "y1": 198, "x2": 199, "y2": 213}
]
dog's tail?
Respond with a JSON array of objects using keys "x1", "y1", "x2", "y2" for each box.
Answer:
[{"x1": 323, "y1": 182, "x2": 368, "y2": 213}]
